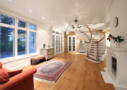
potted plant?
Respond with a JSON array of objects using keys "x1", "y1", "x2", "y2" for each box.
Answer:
[{"x1": 107, "y1": 34, "x2": 124, "y2": 48}]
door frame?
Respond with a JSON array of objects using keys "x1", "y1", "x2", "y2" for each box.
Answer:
[{"x1": 68, "y1": 35, "x2": 76, "y2": 52}]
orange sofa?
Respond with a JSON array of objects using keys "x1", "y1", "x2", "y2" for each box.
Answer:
[{"x1": 0, "y1": 62, "x2": 37, "y2": 90}]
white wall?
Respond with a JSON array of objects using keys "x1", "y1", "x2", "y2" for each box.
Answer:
[
  {"x1": 110, "y1": 0, "x2": 127, "y2": 48},
  {"x1": 0, "y1": 9, "x2": 52, "y2": 70},
  {"x1": 37, "y1": 24, "x2": 52, "y2": 51}
]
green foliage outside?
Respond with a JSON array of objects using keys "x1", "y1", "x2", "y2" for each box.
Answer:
[
  {"x1": 0, "y1": 40, "x2": 25, "y2": 52},
  {"x1": 0, "y1": 14, "x2": 26, "y2": 53},
  {"x1": 0, "y1": 40, "x2": 13, "y2": 52},
  {"x1": 18, "y1": 39, "x2": 26, "y2": 52}
]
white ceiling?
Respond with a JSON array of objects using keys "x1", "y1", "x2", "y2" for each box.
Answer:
[{"x1": 0, "y1": 0, "x2": 116, "y2": 29}]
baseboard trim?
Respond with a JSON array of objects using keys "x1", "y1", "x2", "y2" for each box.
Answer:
[{"x1": 10, "y1": 62, "x2": 30, "y2": 70}]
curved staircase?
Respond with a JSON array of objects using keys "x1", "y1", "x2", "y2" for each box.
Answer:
[{"x1": 74, "y1": 25, "x2": 105, "y2": 63}]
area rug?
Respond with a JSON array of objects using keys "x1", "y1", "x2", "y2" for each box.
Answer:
[{"x1": 34, "y1": 60, "x2": 71, "y2": 84}]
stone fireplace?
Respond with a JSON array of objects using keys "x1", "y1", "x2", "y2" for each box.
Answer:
[{"x1": 101, "y1": 47, "x2": 127, "y2": 90}]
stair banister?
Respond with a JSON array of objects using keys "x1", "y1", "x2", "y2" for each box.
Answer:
[
  {"x1": 83, "y1": 25, "x2": 92, "y2": 43},
  {"x1": 83, "y1": 25, "x2": 93, "y2": 56},
  {"x1": 84, "y1": 25, "x2": 105, "y2": 61}
]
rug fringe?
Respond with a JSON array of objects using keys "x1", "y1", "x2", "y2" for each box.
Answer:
[{"x1": 34, "y1": 77, "x2": 55, "y2": 84}]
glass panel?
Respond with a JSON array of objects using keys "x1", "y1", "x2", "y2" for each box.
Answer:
[
  {"x1": 18, "y1": 30, "x2": 26, "y2": 55},
  {"x1": 73, "y1": 37, "x2": 75, "y2": 51},
  {"x1": 69, "y1": 37, "x2": 71, "y2": 51},
  {"x1": 0, "y1": 27, "x2": 14, "y2": 59},
  {"x1": 59, "y1": 36, "x2": 60, "y2": 52},
  {"x1": 29, "y1": 23, "x2": 36, "y2": 30},
  {"x1": 29, "y1": 32, "x2": 36, "y2": 53},
  {"x1": 52, "y1": 35, "x2": 54, "y2": 47},
  {"x1": 52, "y1": 35, "x2": 55, "y2": 48},
  {"x1": 61, "y1": 37, "x2": 62, "y2": 52},
  {"x1": 18, "y1": 20, "x2": 26, "y2": 28},
  {"x1": 69, "y1": 46, "x2": 71, "y2": 51},
  {"x1": 0, "y1": 14, "x2": 14, "y2": 25},
  {"x1": 56, "y1": 36, "x2": 58, "y2": 54}
]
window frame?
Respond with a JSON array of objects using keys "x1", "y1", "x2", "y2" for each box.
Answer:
[{"x1": 0, "y1": 12, "x2": 37, "y2": 61}]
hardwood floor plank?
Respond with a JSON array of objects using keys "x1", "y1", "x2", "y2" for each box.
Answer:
[{"x1": 22, "y1": 52, "x2": 115, "y2": 90}]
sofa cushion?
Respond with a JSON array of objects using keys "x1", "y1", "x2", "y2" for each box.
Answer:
[
  {"x1": 7, "y1": 70, "x2": 23, "y2": 77},
  {"x1": 0, "y1": 70, "x2": 10, "y2": 83}
]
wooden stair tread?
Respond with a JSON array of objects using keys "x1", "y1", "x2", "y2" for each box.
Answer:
[
  {"x1": 86, "y1": 56, "x2": 99, "y2": 61},
  {"x1": 91, "y1": 46, "x2": 103, "y2": 48},
  {"x1": 90, "y1": 49, "x2": 105, "y2": 51},
  {"x1": 92, "y1": 44, "x2": 103, "y2": 46},
  {"x1": 99, "y1": 53, "x2": 105, "y2": 54},
  {"x1": 90, "y1": 51, "x2": 104, "y2": 53},
  {"x1": 89, "y1": 54, "x2": 102, "y2": 57},
  {"x1": 92, "y1": 43, "x2": 103, "y2": 44}
]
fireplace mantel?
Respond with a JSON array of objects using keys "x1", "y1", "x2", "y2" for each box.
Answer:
[
  {"x1": 101, "y1": 47, "x2": 127, "y2": 90},
  {"x1": 107, "y1": 47, "x2": 127, "y2": 52}
]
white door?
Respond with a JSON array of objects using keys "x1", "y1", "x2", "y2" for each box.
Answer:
[{"x1": 68, "y1": 36, "x2": 76, "y2": 52}]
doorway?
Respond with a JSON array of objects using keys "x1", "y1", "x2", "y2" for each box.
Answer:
[{"x1": 68, "y1": 36, "x2": 76, "y2": 52}]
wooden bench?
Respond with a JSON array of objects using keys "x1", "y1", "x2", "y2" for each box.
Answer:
[{"x1": 30, "y1": 55, "x2": 45, "y2": 65}]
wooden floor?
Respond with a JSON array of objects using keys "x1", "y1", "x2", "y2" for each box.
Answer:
[{"x1": 22, "y1": 52, "x2": 115, "y2": 90}]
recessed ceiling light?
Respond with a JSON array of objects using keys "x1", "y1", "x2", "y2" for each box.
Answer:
[
  {"x1": 42, "y1": 17, "x2": 44, "y2": 19},
  {"x1": 51, "y1": 22, "x2": 53, "y2": 23},
  {"x1": 9, "y1": 0, "x2": 11, "y2": 1},
  {"x1": 30, "y1": 10, "x2": 32, "y2": 12}
]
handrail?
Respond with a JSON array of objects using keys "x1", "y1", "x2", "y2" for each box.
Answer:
[
  {"x1": 84, "y1": 25, "x2": 105, "y2": 61},
  {"x1": 83, "y1": 25, "x2": 92, "y2": 43},
  {"x1": 91, "y1": 29, "x2": 105, "y2": 43}
]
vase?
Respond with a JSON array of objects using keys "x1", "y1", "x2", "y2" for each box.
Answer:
[
  {"x1": 43, "y1": 44, "x2": 46, "y2": 48},
  {"x1": 116, "y1": 42, "x2": 120, "y2": 48}
]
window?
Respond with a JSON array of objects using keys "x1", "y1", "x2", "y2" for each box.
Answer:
[
  {"x1": 17, "y1": 30, "x2": 27, "y2": 55},
  {"x1": 0, "y1": 14, "x2": 37, "y2": 59},
  {"x1": 0, "y1": 27, "x2": 14, "y2": 59},
  {"x1": 0, "y1": 14, "x2": 14, "y2": 25},
  {"x1": 29, "y1": 24, "x2": 36, "y2": 30},
  {"x1": 29, "y1": 32, "x2": 36, "y2": 53},
  {"x1": 18, "y1": 20, "x2": 26, "y2": 28}
]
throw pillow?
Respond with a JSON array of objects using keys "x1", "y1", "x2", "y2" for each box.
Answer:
[
  {"x1": 0, "y1": 70, "x2": 10, "y2": 83},
  {"x1": 7, "y1": 69, "x2": 23, "y2": 77}
]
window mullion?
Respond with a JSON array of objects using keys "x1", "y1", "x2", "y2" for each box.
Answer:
[
  {"x1": 15, "y1": 18, "x2": 17, "y2": 57},
  {"x1": 27, "y1": 23, "x2": 29, "y2": 54}
]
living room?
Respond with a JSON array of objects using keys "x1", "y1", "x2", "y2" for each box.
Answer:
[{"x1": 0, "y1": 0, "x2": 127, "y2": 90}]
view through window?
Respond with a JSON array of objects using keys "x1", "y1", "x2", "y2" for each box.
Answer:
[
  {"x1": 18, "y1": 30, "x2": 26, "y2": 55},
  {"x1": 0, "y1": 14, "x2": 36, "y2": 59},
  {"x1": 0, "y1": 27, "x2": 14, "y2": 59}
]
